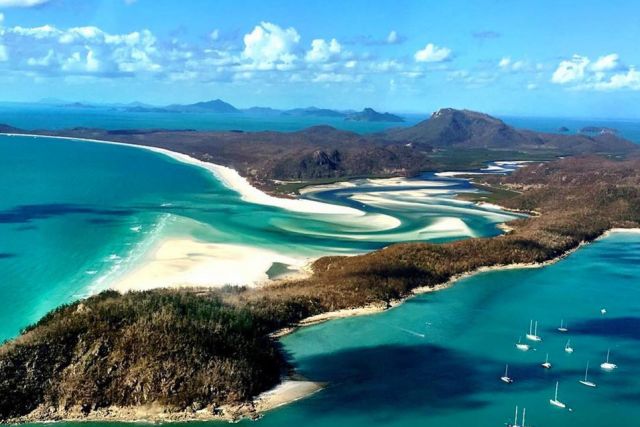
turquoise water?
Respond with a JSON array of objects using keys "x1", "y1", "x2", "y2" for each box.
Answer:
[
  {"x1": 0, "y1": 134, "x2": 517, "y2": 341},
  {"x1": 26, "y1": 230, "x2": 640, "y2": 427},
  {"x1": 246, "y1": 232, "x2": 640, "y2": 427},
  {"x1": 1, "y1": 129, "x2": 638, "y2": 425}
]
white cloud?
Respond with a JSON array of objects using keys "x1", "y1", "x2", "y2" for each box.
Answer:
[
  {"x1": 369, "y1": 59, "x2": 402, "y2": 72},
  {"x1": 27, "y1": 48, "x2": 54, "y2": 66},
  {"x1": 387, "y1": 30, "x2": 398, "y2": 44},
  {"x1": 498, "y1": 57, "x2": 511, "y2": 68},
  {"x1": 0, "y1": 44, "x2": 7, "y2": 61},
  {"x1": 592, "y1": 68, "x2": 640, "y2": 90},
  {"x1": 62, "y1": 48, "x2": 100, "y2": 73},
  {"x1": 209, "y1": 29, "x2": 219, "y2": 41},
  {"x1": 551, "y1": 55, "x2": 590, "y2": 84},
  {"x1": 551, "y1": 53, "x2": 640, "y2": 91},
  {"x1": 511, "y1": 60, "x2": 525, "y2": 71},
  {"x1": 499, "y1": 57, "x2": 530, "y2": 72},
  {"x1": 0, "y1": 0, "x2": 49, "y2": 7},
  {"x1": 591, "y1": 53, "x2": 619, "y2": 72},
  {"x1": 0, "y1": 12, "x2": 4, "y2": 24},
  {"x1": 414, "y1": 43, "x2": 451, "y2": 63},
  {"x1": 2, "y1": 23, "x2": 162, "y2": 75},
  {"x1": 527, "y1": 83, "x2": 538, "y2": 90},
  {"x1": 242, "y1": 22, "x2": 300, "y2": 70},
  {"x1": 58, "y1": 26, "x2": 104, "y2": 44},
  {"x1": 305, "y1": 38, "x2": 341, "y2": 63},
  {"x1": 312, "y1": 72, "x2": 361, "y2": 83}
]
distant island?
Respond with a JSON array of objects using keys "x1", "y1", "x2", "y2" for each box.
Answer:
[
  {"x1": 345, "y1": 107, "x2": 404, "y2": 122},
  {"x1": 48, "y1": 98, "x2": 406, "y2": 123},
  {"x1": 2, "y1": 108, "x2": 634, "y2": 193}
]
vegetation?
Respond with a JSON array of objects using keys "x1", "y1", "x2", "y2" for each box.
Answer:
[
  {"x1": 3, "y1": 108, "x2": 635, "y2": 193},
  {"x1": 3, "y1": 156, "x2": 640, "y2": 422},
  {"x1": 0, "y1": 290, "x2": 285, "y2": 422},
  {"x1": 2, "y1": 111, "x2": 640, "y2": 422}
]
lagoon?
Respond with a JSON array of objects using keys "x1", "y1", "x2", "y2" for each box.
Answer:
[{"x1": 0, "y1": 134, "x2": 517, "y2": 340}]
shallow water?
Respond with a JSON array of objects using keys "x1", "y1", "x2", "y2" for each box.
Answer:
[
  {"x1": 25, "y1": 231, "x2": 640, "y2": 427},
  {"x1": 0, "y1": 134, "x2": 517, "y2": 340},
  {"x1": 249, "y1": 231, "x2": 640, "y2": 427}
]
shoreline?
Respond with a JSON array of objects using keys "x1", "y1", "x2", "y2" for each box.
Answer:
[
  {"x1": 271, "y1": 227, "x2": 640, "y2": 338},
  {"x1": 8, "y1": 227, "x2": 639, "y2": 425},
  {"x1": 110, "y1": 237, "x2": 313, "y2": 293},
  {"x1": 0, "y1": 132, "x2": 364, "y2": 216},
  {"x1": 5, "y1": 131, "x2": 622, "y2": 422}
]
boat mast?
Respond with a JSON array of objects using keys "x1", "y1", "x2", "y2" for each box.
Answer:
[{"x1": 585, "y1": 361, "x2": 589, "y2": 381}]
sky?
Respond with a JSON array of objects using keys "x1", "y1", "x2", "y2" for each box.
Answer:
[{"x1": 0, "y1": 0, "x2": 639, "y2": 118}]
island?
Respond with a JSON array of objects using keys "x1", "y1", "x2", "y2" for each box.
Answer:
[
  {"x1": 344, "y1": 107, "x2": 404, "y2": 122},
  {"x1": 1, "y1": 110, "x2": 640, "y2": 423}
]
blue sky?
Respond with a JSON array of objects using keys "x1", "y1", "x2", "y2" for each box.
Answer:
[{"x1": 0, "y1": 0, "x2": 639, "y2": 118}]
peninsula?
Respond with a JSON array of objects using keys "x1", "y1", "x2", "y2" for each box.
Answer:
[{"x1": 1, "y1": 111, "x2": 640, "y2": 422}]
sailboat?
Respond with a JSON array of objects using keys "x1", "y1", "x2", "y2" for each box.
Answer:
[
  {"x1": 564, "y1": 339, "x2": 574, "y2": 353},
  {"x1": 515, "y1": 336, "x2": 530, "y2": 351},
  {"x1": 549, "y1": 381, "x2": 566, "y2": 408},
  {"x1": 541, "y1": 353, "x2": 552, "y2": 369},
  {"x1": 507, "y1": 406, "x2": 521, "y2": 427},
  {"x1": 501, "y1": 364, "x2": 514, "y2": 383},
  {"x1": 600, "y1": 349, "x2": 618, "y2": 370},
  {"x1": 557, "y1": 319, "x2": 568, "y2": 332},
  {"x1": 601, "y1": 308, "x2": 607, "y2": 315},
  {"x1": 579, "y1": 361, "x2": 597, "y2": 387},
  {"x1": 526, "y1": 320, "x2": 542, "y2": 342}
]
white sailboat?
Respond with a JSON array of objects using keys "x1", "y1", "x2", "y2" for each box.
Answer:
[
  {"x1": 549, "y1": 381, "x2": 566, "y2": 408},
  {"x1": 600, "y1": 308, "x2": 607, "y2": 315},
  {"x1": 564, "y1": 339, "x2": 574, "y2": 353},
  {"x1": 526, "y1": 320, "x2": 542, "y2": 342},
  {"x1": 508, "y1": 405, "x2": 521, "y2": 427},
  {"x1": 541, "y1": 353, "x2": 552, "y2": 369},
  {"x1": 501, "y1": 364, "x2": 514, "y2": 383},
  {"x1": 579, "y1": 361, "x2": 597, "y2": 387},
  {"x1": 557, "y1": 319, "x2": 568, "y2": 332},
  {"x1": 515, "y1": 336, "x2": 530, "y2": 351},
  {"x1": 600, "y1": 349, "x2": 618, "y2": 370}
]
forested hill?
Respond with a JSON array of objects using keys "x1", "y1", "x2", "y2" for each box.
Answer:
[{"x1": 0, "y1": 109, "x2": 637, "y2": 192}]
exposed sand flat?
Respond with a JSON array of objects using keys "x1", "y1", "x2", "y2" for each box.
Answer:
[
  {"x1": 435, "y1": 171, "x2": 485, "y2": 177},
  {"x1": 111, "y1": 238, "x2": 308, "y2": 292},
  {"x1": 436, "y1": 160, "x2": 534, "y2": 177},
  {"x1": 254, "y1": 379, "x2": 324, "y2": 412},
  {"x1": 299, "y1": 176, "x2": 456, "y2": 195}
]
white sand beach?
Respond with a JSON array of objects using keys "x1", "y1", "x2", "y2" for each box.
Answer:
[{"x1": 110, "y1": 238, "x2": 309, "y2": 292}]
